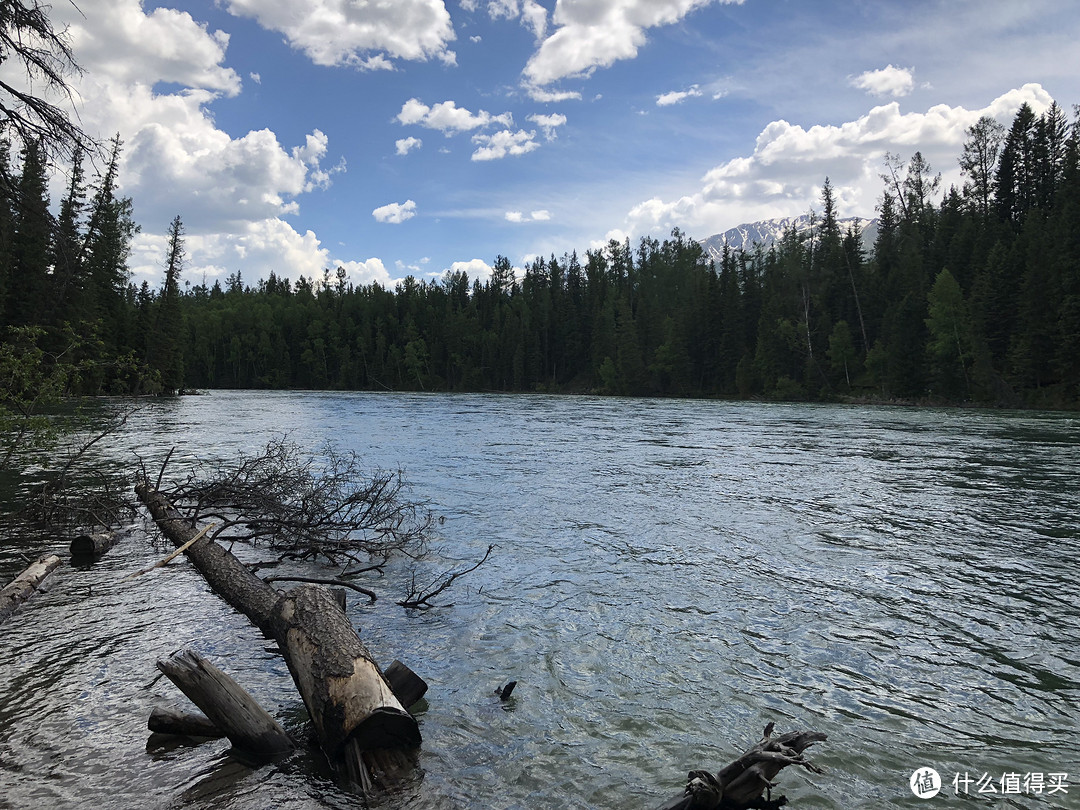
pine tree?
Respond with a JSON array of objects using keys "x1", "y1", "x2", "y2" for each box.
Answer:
[{"x1": 148, "y1": 215, "x2": 186, "y2": 393}]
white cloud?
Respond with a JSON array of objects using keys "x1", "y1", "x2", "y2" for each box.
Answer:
[
  {"x1": 48, "y1": 0, "x2": 357, "y2": 288},
  {"x1": 852, "y1": 65, "x2": 915, "y2": 98},
  {"x1": 396, "y1": 136, "x2": 423, "y2": 155},
  {"x1": 222, "y1": 0, "x2": 456, "y2": 68},
  {"x1": 471, "y1": 129, "x2": 540, "y2": 160},
  {"x1": 505, "y1": 209, "x2": 551, "y2": 222},
  {"x1": 373, "y1": 199, "x2": 418, "y2": 223},
  {"x1": 250, "y1": 72, "x2": 261, "y2": 84},
  {"x1": 526, "y1": 85, "x2": 583, "y2": 102},
  {"x1": 528, "y1": 112, "x2": 567, "y2": 139},
  {"x1": 447, "y1": 258, "x2": 494, "y2": 283},
  {"x1": 620, "y1": 84, "x2": 1055, "y2": 240},
  {"x1": 397, "y1": 98, "x2": 514, "y2": 133},
  {"x1": 657, "y1": 84, "x2": 702, "y2": 106},
  {"x1": 65, "y1": 0, "x2": 241, "y2": 95},
  {"x1": 523, "y1": 0, "x2": 740, "y2": 87},
  {"x1": 487, "y1": 0, "x2": 548, "y2": 39}
]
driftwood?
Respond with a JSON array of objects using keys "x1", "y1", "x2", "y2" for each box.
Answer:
[
  {"x1": 148, "y1": 705, "x2": 224, "y2": 738},
  {"x1": 0, "y1": 554, "x2": 62, "y2": 623},
  {"x1": 70, "y1": 531, "x2": 120, "y2": 557},
  {"x1": 657, "y1": 723, "x2": 827, "y2": 810},
  {"x1": 156, "y1": 649, "x2": 293, "y2": 756},
  {"x1": 134, "y1": 481, "x2": 422, "y2": 786}
]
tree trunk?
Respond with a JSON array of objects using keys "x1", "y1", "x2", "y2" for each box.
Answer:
[
  {"x1": 0, "y1": 553, "x2": 61, "y2": 623},
  {"x1": 70, "y1": 531, "x2": 120, "y2": 557},
  {"x1": 272, "y1": 584, "x2": 420, "y2": 756},
  {"x1": 156, "y1": 649, "x2": 293, "y2": 756},
  {"x1": 134, "y1": 482, "x2": 421, "y2": 775}
]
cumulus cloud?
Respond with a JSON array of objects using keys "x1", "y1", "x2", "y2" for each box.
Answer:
[
  {"x1": 50, "y1": 1, "x2": 354, "y2": 287},
  {"x1": 396, "y1": 136, "x2": 423, "y2": 155},
  {"x1": 657, "y1": 84, "x2": 702, "y2": 106},
  {"x1": 852, "y1": 65, "x2": 915, "y2": 98},
  {"x1": 487, "y1": 0, "x2": 548, "y2": 39},
  {"x1": 448, "y1": 258, "x2": 495, "y2": 283},
  {"x1": 471, "y1": 129, "x2": 540, "y2": 160},
  {"x1": 505, "y1": 209, "x2": 551, "y2": 222},
  {"x1": 620, "y1": 84, "x2": 1055, "y2": 240},
  {"x1": 373, "y1": 200, "x2": 418, "y2": 223},
  {"x1": 222, "y1": 0, "x2": 456, "y2": 68},
  {"x1": 523, "y1": 0, "x2": 738, "y2": 87},
  {"x1": 397, "y1": 98, "x2": 513, "y2": 133},
  {"x1": 528, "y1": 112, "x2": 567, "y2": 139},
  {"x1": 65, "y1": 0, "x2": 241, "y2": 95}
]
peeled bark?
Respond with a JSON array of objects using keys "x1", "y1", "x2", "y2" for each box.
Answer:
[
  {"x1": 0, "y1": 554, "x2": 61, "y2": 623},
  {"x1": 272, "y1": 585, "x2": 419, "y2": 756}
]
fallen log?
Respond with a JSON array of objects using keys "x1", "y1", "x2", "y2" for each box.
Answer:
[
  {"x1": 657, "y1": 723, "x2": 827, "y2": 810},
  {"x1": 157, "y1": 649, "x2": 293, "y2": 756},
  {"x1": 70, "y1": 531, "x2": 120, "y2": 557},
  {"x1": 148, "y1": 705, "x2": 225, "y2": 739},
  {"x1": 0, "y1": 554, "x2": 62, "y2": 624},
  {"x1": 134, "y1": 481, "x2": 421, "y2": 782}
]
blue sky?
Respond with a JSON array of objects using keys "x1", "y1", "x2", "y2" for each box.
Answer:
[{"x1": 40, "y1": 0, "x2": 1080, "y2": 289}]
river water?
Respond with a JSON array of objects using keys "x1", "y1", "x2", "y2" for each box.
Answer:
[{"x1": 1, "y1": 392, "x2": 1078, "y2": 809}]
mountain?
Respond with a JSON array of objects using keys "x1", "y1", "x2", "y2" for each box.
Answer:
[{"x1": 698, "y1": 214, "x2": 879, "y2": 260}]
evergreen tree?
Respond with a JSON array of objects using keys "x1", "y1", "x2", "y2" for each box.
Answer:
[{"x1": 148, "y1": 215, "x2": 186, "y2": 393}]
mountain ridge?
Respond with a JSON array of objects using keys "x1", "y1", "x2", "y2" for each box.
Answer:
[{"x1": 698, "y1": 214, "x2": 879, "y2": 259}]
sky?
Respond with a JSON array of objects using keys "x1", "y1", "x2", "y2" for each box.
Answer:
[{"x1": 30, "y1": 0, "x2": 1080, "y2": 289}]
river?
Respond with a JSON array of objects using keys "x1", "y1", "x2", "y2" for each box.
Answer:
[{"x1": 1, "y1": 392, "x2": 1078, "y2": 809}]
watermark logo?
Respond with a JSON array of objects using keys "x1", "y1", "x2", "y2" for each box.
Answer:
[{"x1": 911, "y1": 767, "x2": 942, "y2": 798}]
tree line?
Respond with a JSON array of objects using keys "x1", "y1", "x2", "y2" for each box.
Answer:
[{"x1": 2, "y1": 100, "x2": 1079, "y2": 412}]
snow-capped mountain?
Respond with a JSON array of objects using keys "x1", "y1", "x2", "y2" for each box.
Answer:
[{"x1": 698, "y1": 214, "x2": 879, "y2": 260}]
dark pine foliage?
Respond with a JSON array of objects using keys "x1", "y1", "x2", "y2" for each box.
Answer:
[{"x1": 2, "y1": 102, "x2": 1079, "y2": 409}]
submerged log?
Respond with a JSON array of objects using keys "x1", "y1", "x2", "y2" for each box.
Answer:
[
  {"x1": 157, "y1": 649, "x2": 293, "y2": 756},
  {"x1": 148, "y1": 705, "x2": 225, "y2": 738},
  {"x1": 134, "y1": 482, "x2": 421, "y2": 781},
  {"x1": 657, "y1": 723, "x2": 827, "y2": 810},
  {"x1": 0, "y1": 554, "x2": 62, "y2": 624},
  {"x1": 70, "y1": 531, "x2": 120, "y2": 557}
]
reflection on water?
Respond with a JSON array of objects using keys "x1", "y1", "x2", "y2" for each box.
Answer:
[{"x1": 1, "y1": 393, "x2": 1078, "y2": 809}]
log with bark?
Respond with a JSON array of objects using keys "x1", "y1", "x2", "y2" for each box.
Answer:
[
  {"x1": 134, "y1": 481, "x2": 421, "y2": 786},
  {"x1": 0, "y1": 553, "x2": 62, "y2": 623},
  {"x1": 656, "y1": 723, "x2": 827, "y2": 810}
]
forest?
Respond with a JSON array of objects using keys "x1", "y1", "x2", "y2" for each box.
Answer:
[{"x1": 2, "y1": 100, "x2": 1079, "y2": 418}]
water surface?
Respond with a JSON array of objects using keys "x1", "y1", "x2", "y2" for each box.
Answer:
[{"x1": 1, "y1": 392, "x2": 1078, "y2": 808}]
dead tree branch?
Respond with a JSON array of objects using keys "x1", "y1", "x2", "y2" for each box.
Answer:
[{"x1": 398, "y1": 544, "x2": 494, "y2": 609}]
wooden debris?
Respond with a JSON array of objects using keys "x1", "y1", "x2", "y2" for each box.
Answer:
[
  {"x1": 384, "y1": 660, "x2": 429, "y2": 710},
  {"x1": 657, "y1": 723, "x2": 827, "y2": 810},
  {"x1": 156, "y1": 649, "x2": 293, "y2": 756},
  {"x1": 0, "y1": 554, "x2": 62, "y2": 624},
  {"x1": 70, "y1": 531, "x2": 120, "y2": 557},
  {"x1": 148, "y1": 705, "x2": 224, "y2": 738}
]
